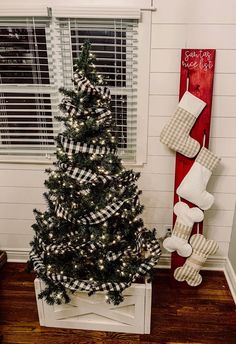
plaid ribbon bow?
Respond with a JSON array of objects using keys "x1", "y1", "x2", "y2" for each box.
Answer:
[
  {"x1": 60, "y1": 97, "x2": 112, "y2": 123},
  {"x1": 65, "y1": 166, "x2": 112, "y2": 185},
  {"x1": 73, "y1": 73, "x2": 111, "y2": 100},
  {"x1": 56, "y1": 199, "x2": 128, "y2": 225},
  {"x1": 60, "y1": 135, "x2": 117, "y2": 156}
]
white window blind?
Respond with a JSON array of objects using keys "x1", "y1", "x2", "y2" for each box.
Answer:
[
  {"x1": 0, "y1": 16, "x2": 60, "y2": 159},
  {"x1": 57, "y1": 17, "x2": 138, "y2": 162}
]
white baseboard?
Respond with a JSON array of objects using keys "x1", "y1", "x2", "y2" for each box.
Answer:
[
  {"x1": 5, "y1": 248, "x2": 29, "y2": 262},
  {"x1": 158, "y1": 254, "x2": 226, "y2": 270},
  {"x1": 4, "y1": 249, "x2": 236, "y2": 305},
  {"x1": 224, "y1": 258, "x2": 236, "y2": 304}
]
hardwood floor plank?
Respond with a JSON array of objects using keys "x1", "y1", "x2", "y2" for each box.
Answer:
[{"x1": 0, "y1": 263, "x2": 236, "y2": 344}]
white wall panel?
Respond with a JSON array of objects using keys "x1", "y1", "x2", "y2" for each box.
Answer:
[
  {"x1": 141, "y1": 155, "x2": 175, "y2": 174},
  {"x1": 142, "y1": 207, "x2": 172, "y2": 224},
  {"x1": 210, "y1": 118, "x2": 236, "y2": 138},
  {"x1": 148, "y1": 117, "x2": 168, "y2": 137},
  {"x1": 0, "y1": 187, "x2": 45, "y2": 204},
  {"x1": 209, "y1": 138, "x2": 236, "y2": 157},
  {"x1": 152, "y1": 0, "x2": 236, "y2": 24},
  {"x1": 204, "y1": 226, "x2": 232, "y2": 242},
  {"x1": 140, "y1": 191, "x2": 173, "y2": 208},
  {"x1": 143, "y1": 155, "x2": 173, "y2": 174},
  {"x1": 216, "y1": 242, "x2": 229, "y2": 257},
  {"x1": 209, "y1": 176, "x2": 236, "y2": 194},
  {"x1": 204, "y1": 210, "x2": 234, "y2": 227},
  {"x1": 150, "y1": 72, "x2": 179, "y2": 95},
  {"x1": 210, "y1": 193, "x2": 236, "y2": 211},
  {"x1": 187, "y1": 25, "x2": 236, "y2": 49},
  {"x1": 151, "y1": 25, "x2": 187, "y2": 49},
  {"x1": 212, "y1": 96, "x2": 236, "y2": 118},
  {"x1": 147, "y1": 137, "x2": 173, "y2": 156},
  {"x1": 0, "y1": 233, "x2": 33, "y2": 250},
  {"x1": 138, "y1": 173, "x2": 174, "y2": 192},
  {"x1": 213, "y1": 158, "x2": 236, "y2": 176},
  {"x1": 149, "y1": 95, "x2": 178, "y2": 116},
  {"x1": 213, "y1": 74, "x2": 236, "y2": 96},
  {"x1": 0, "y1": 219, "x2": 34, "y2": 234},
  {"x1": 150, "y1": 49, "x2": 181, "y2": 72},
  {"x1": 0, "y1": 169, "x2": 45, "y2": 187},
  {"x1": 0, "y1": 203, "x2": 46, "y2": 220},
  {"x1": 152, "y1": 0, "x2": 189, "y2": 24}
]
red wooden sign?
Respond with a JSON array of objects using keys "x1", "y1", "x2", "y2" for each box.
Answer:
[{"x1": 171, "y1": 49, "x2": 216, "y2": 271}]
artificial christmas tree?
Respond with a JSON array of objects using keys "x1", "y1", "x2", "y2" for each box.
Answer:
[{"x1": 28, "y1": 42, "x2": 161, "y2": 307}]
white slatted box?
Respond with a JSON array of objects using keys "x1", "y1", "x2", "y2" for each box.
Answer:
[{"x1": 34, "y1": 278, "x2": 152, "y2": 334}]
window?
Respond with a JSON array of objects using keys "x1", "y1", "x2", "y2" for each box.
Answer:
[
  {"x1": 0, "y1": 25, "x2": 49, "y2": 84},
  {"x1": 0, "y1": 16, "x2": 59, "y2": 158},
  {"x1": 58, "y1": 18, "x2": 138, "y2": 161},
  {"x1": 0, "y1": 5, "x2": 151, "y2": 164}
]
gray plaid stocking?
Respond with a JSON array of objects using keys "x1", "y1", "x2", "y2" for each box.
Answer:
[{"x1": 160, "y1": 91, "x2": 206, "y2": 158}]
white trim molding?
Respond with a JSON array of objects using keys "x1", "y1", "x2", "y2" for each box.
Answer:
[
  {"x1": 53, "y1": 7, "x2": 141, "y2": 19},
  {"x1": 5, "y1": 248, "x2": 30, "y2": 263},
  {"x1": 0, "y1": 8, "x2": 48, "y2": 16},
  {"x1": 224, "y1": 258, "x2": 236, "y2": 305},
  {"x1": 158, "y1": 254, "x2": 227, "y2": 270}
]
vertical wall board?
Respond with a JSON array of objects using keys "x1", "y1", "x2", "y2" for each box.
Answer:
[{"x1": 171, "y1": 49, "x2": 216, "y2": 270}]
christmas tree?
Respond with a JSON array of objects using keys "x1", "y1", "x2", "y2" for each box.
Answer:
[{"x1": 28, "y1": 42, "x2": 161, "y2": 305}]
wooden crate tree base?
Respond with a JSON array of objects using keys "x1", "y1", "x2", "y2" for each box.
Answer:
[{"x1": 34, "y1": 279, "x2": 152, "y2": 334}]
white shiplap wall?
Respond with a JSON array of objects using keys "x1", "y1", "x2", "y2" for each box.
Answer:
[
  {"x1": 138, "y1": 0, "x2": 236, "y2": 259},
  {"x1": 0, "y1": 0, "x2": 236, "y2": 263},
  {"x1": 0, "y1": 164, "x2": 46, "y2": 254}
]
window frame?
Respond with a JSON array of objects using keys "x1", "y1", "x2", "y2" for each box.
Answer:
[{"x1": 0, "y1": 2, "x2": 152, "y2": 166}]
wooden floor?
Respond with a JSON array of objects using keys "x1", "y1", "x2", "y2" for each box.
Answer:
[{"x1": 0, "y1": 263, "x2": 236, "y2": 344}]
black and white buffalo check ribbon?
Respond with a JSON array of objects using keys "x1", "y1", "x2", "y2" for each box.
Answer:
[
  {"x1": 61, "y1": 97, "x2": 112, "y2": 123},
  {"x1": 36, "y1": 214, "x2": 55, "y2": 229},
  {"x1": 37, "y1": 237, "x2": 100, "y2": 255},
  {"x1": 95, "y1": 109, "x2": 112, "y2": 124},
  {"x1": 29, "y1": 249, "x2": 46, "y2": 273},
  {"x1": 56, "y1": 199, "x2": 127, "y2": 225},
  {"x1": 49, "y1": 272, "x2": 129, "y2": 293},
  {"x1": 66, "y1": 166, "x2": 112, "y2": 185},
  {"x1": 73, "y1": 73, "x2": 111, "y2": 99},
  {"x1": 132, "y1": 238, "x2": 162, "y2": 280},
  {"x1": 66, "y1": 167, "x2": 138, "y2": 187},
  {"x1": 60, "y1": 98, "x2": 78, "y2": 117},
  {"x1": 38, "y1": 230, "x2": 144, "y2": 261},
  {"x1": 30, "y1": 232, "x2": 161, "y2": 294},
  {"x1": 60, "y1": 135, "x2": 117, "y2": 156}
]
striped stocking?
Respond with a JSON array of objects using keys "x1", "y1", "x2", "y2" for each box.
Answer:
[{"x1": 174, "y1": 234, "x2": 218, "y2": 286}]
